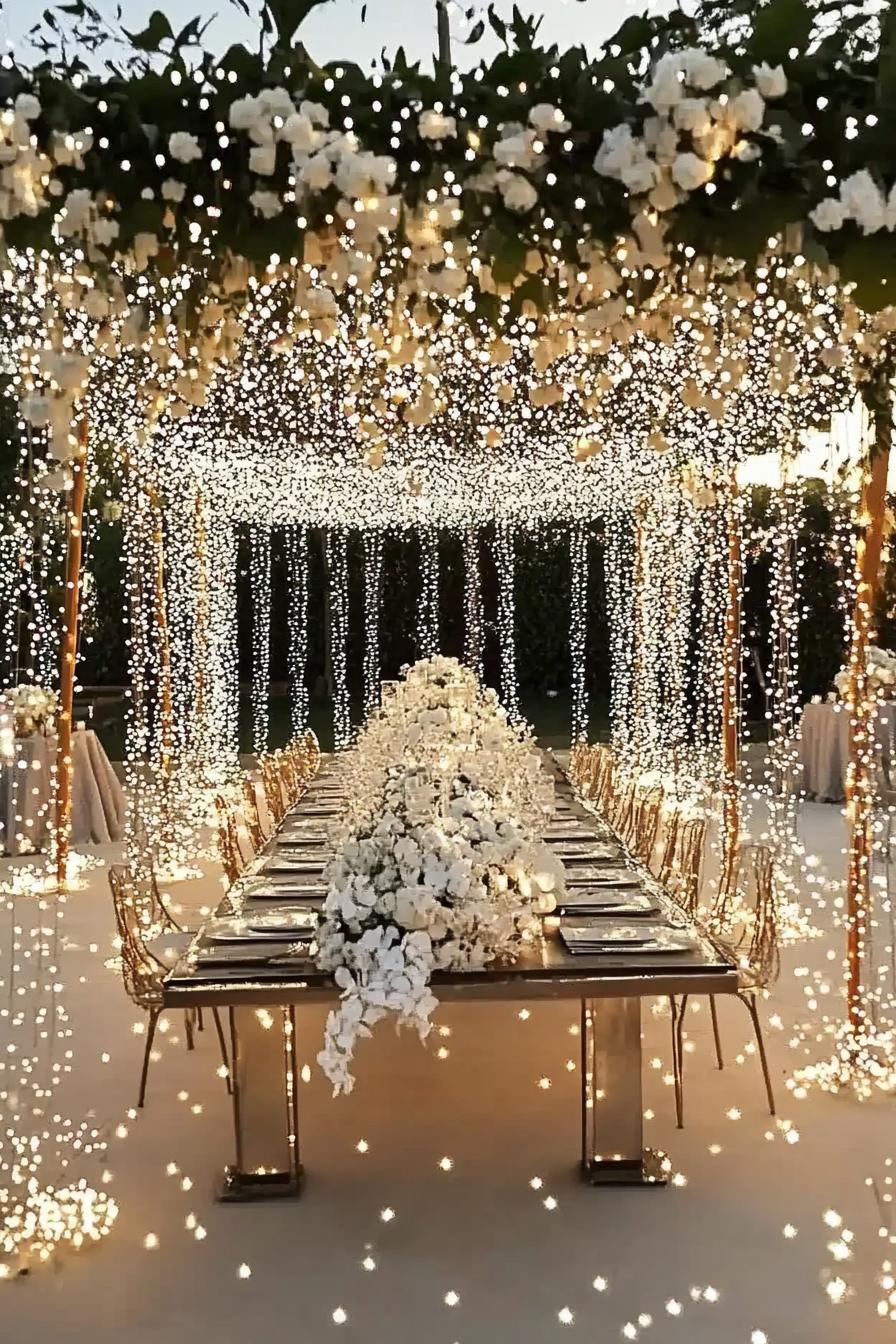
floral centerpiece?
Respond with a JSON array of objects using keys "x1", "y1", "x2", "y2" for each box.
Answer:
[
  {"x1": 316, "y1": 657, "x2": 562, "y2": 1094},
  {"x1": 0, "y1": 684, "x2": 58, "y2": 738},
  {"x1": 834, "y1": 647, "x2": 896, "y2": 701}
]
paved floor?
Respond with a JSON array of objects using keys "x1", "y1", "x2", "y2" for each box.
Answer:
[{"x1": 0, "y1": 798, "x2": 894, "y2": 1344}]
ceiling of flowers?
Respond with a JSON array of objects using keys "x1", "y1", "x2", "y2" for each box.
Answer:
[{"x1": 0, "y1": 0, "x2": 893, "y2": 519}]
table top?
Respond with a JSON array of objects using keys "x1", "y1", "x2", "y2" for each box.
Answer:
[{"x1": 163, "y1": 754, "x2": 736, "y2": 1009}]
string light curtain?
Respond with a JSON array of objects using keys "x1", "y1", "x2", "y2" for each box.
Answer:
[
  {"x1": 569, "y1": 521, "x2": 589, "y2": 746},
  {"x1": 362, "y1": 529, "x2": 384, "y2": 720},
  {"x1": 285, "y1": 523, "x2": 310, "y2": 735},
  {"x1": 492, "y1": 522, "x2": 520, "y2": 722},
  {"x1": 604, "y1": 512, "x2": 635, "y2": 757},
  {"x1": 326, "y1": 528, "x2": 351, "y2": 749},
  {"x1": 462, "y1": 527, "x2": 484, "y2": 681},
  {"x1": 249, "y1": 524, "x2": 272, "y2": 756},
  {"x1": 417, "y1": 526, "x2": 440, "y2": 660}
]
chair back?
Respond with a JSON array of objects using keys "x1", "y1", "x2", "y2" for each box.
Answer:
[
  {"x1": 242, "y1": 775, "x2": 268, "y2": 850},
  {"x1": 108, "y1": 865, "x2": 165, "y2": 1010},
  {"x1": 662, "y1": 813, "x2": 706, "y2": 917},
  {"x1": 630, "y1": 785, "x2": 664, "y2": 863},
  {"x1": 712, "y1": 843, "x2": 779, "y2": 991}
]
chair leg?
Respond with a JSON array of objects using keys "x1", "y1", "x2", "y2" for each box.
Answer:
[
  {"x1": 138, "y1": 1008, "x2": 160, "y2": 1109},
  {"x1": 185, "y1": 1009, "x2": 195, "y2": 1052},
  {"x1": 675, "y1": 994, "x2": 689, "y2": 1129},
  {"x1": 709, "y1": 994, "x2": 724, "y2": 1070},
  {"x1": 741, "y1": 993, "x2": 776, "y2": 1116},
  {"x1": 669, "y1": 996, "x2": 683, "y2": 1130},
  {"x1": 212, "y1": 1008, "x2": 233, "y2": 1095},
  {"x1": 197, "y1": 1007, "x2": 205, "y2": 1033}
]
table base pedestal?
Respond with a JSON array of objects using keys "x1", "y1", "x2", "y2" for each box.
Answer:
[
  {"x1": 580, "y1": 995, "x2": 665, "y2": 1190},
  {"x1": 217, "y1": 1005, "x2": 302, "y2": 1204},
  {"x1": 581, "y1": 1148, "x2": 668, "y2": 1187},
  {"x1": 219, "y1": 1165, "x2": 304, "y2": 1203}
]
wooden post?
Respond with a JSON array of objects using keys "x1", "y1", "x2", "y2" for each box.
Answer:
[
  {"x1": 54, "y1": 418, "x2": 88, "y2": 889},
  {"x1": 720, "y1": 477, "x2": 742, "y2": 896},
  {"x1": 844, "y1": 393, "x2": 891, "y2": 1035}
]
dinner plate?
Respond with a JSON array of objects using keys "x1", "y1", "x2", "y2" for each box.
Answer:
[{"x1": 564, "y1": 865, "x2": 641, "y2": 887}]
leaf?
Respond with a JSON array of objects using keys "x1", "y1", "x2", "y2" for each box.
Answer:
[
  {"x1": 123, "y1": 9, "x2": 174, "y2": 52},
  {"x1": 263, "y1": 0, "x2": 333, "y2": 49},
  {"x1": 487, "y1": 4, "x2": 507, "y2": 43},
  {"x1": 488, "y1": 230, "x2": 527, "y2": 285},
  {"x1": 463, "y1": 19, "x2": 485, "y2": 46},
  {"x1": 751, "y1": 0, "x2": 812, "y2": 63}
]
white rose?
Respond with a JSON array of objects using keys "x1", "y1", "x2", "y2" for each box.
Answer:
[
  {"x1": 753, "y1": 62, "x2": 787, "y2": 99},
  {"x1": 809, "y1": 196, "x2": 847, "y2": 232},
  {"x1": 279, "y1": 112, "x2": 318, "y2": 153},
  {"x1": 133, "y1": 230, "x2": 159, "y2": 270},
  {"x1": 259, "y1": 86, "x2": 295, "y2": 119},
  {"x1": 300, "y1": 100, "x2": 329, "y2": 127},
  {"x1": 418, "y1": 109, "x2": 457, "y2": 140},
  {"x1": 494, "y1": 129, "x2": 541, "y2": 171},
  {"x1": 674, "y1": 97, "x2": 711, "y2": 136},
  {"x1": 298, "y1": 153, "x2": 333, "y2": 192},
  {"x1": 528, "y1": 103, "x2": 570, "y2": 135},
  {"x1": 249, "y1": 143, "x2": 277, "y2": 175},
  {"x1": 229, "y1": 94, "x2": 265, "y2": 130},
  {"x1": 168, "y1": 131, "x2": 202, "y2": 164},
  {"x1": 249, "y1": 189, "x2": 282, "y2": 218},
  {"x1": 499, "y1": 173, "x2": 538, "y2": 213},
  {"x1": 90, "y1": 216, "x2": 119, "y2": 247},
  {"x1": 671, "y1": 151, "x2": 712, "y2": 191},
  {"x1": 57, "y1": 186, "x2": 93, "y2": 236},
  {"x1": 730, "y1": 88, "x2": 765, "y2": 133},
  {"x1": 620, "y1": 154, "x2": 660, "y2": 194},
  {"x1": 161, "y1": 178, "x2": 186, "y2": 203},
  {"x1": 643, "y1": 54, "x2": 685, "y2": 113},
  {"x1": 682, "y1": 48, "x2": 730, "y2": 91},
  {"x1": 841, "y1": 169, "x2": 886, "y2": 234},
  {"x1": 15, "y1": 93, "x2": 41, "y2": 121}
]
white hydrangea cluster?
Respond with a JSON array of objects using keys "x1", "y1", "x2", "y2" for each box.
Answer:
[
  {"x1": 811, "y1": 169, "x2": 896, "y2": 237},
  {"x1": 834, "y1": 645, "x2": 896, "y2": 700},
  {"x1": 316, "y1": 657, "x2": 562, "y2": 1094},
  {"x1": 594, "y1": 50, "x2": 788, "y2": 215}
]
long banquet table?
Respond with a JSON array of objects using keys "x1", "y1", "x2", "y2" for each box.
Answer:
[{"x1": 164, "y1": 754, "x2": 736, "y2": 1200}]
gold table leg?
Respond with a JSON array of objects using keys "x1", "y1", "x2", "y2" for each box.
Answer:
[
  {"x1": 219, "y1": 1005, "x2": 303, "y2": 1202},
  {"x1": 580, "y1": 996, "x2": 666, "y2": 1187}
]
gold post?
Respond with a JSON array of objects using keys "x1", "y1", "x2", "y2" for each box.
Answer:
[
  {"x1": 844, "y1": 394, "x2": 891, "y2": 1035},
  {"x1": 721, "y1": 476, "x2": 742, "y2": 896},
  {"x1": 54, "y1": 417, "x2": 89, "y2": 890}
]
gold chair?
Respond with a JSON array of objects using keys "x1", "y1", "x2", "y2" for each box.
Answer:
[
  {"x1": 259, "y1": 753, "x2": 286, "y2": 828},
  {"x1": 671, "y1": 842, "x2": 778, "y2": 1128},
  {"x1": 215, "y1": 796, "x2": 256, "y2": 887},
  {"x1": 108, "y1": 866, "x2": 231, "y2": 1107},
  {"x1": 629, "y1": 784, "x2": 664, "y2": 865},
  {"x1": 242, "y1": 775, "x2": 269, "y2": 851}
]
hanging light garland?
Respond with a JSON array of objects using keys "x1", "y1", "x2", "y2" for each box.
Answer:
[
  {"x1": 417, "y1": 526, "x2": 440, "y2": 661},
  {"x1": 362, "y1": 529, "x2": 384, "y2": 721},
  {"x1": 249, "y1": 524, "x2": 272, "y2": 757},
  {"x1": 569, "y1": 520, "x2": 589, "y2": 746},
  {"x1": 492, "y1": 522, "x2": 520, "y2": 722},
  {"x1": 286, "y1": 523, "x2": 310, "y2": 736},
  {"x1": 326, "y1": 528, "x2": 351, "y2": 749}
]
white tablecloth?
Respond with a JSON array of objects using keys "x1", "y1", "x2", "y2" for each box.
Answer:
[
  {"x1": 799, "y1": 701, "x2": 896, "y2": 803},
  {"x1": 0, "y1": 728, "x2": 125, "y2": 855}
]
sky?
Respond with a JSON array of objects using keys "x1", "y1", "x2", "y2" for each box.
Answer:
[{"x1": 1, "y1": 0, "x2": 678, "y2": 70}]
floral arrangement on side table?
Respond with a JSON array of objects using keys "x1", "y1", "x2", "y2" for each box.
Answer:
[
  {"x1": 834, "y1": 646, "x2": 896, "y2": 701},
  {"x1": 316, "y1": 657, "x2": 562, "y2": 1094},
  {"x1": 0, "y1": 684, "x2": 59, "y2": 739}
]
